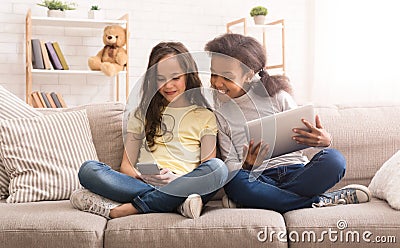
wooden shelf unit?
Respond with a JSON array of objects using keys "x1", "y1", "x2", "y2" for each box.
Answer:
[
  {"x1": 226, "y1": 18, "x2": 286, "y2": 74},
  {"x1": 25, "y1": 9, "x2": 130, "y2": 105}
]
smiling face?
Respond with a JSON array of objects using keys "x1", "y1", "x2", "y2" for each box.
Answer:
[
  {"x1": 210, "y1": 55, "x2": 251, "y2": 99},
  {"x1": 156, "y1": 55, "x2": 188, "y2": 105}
]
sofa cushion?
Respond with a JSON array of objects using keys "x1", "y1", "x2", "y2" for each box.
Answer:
[
  {"x1": 0, "y1": 110, "x2": 98, "y2": 203},
  {"x1": 38, "y1": 102, "x2": 125, "y2": 171},
  {"x1": 104, "y1": 201, "x2": 288, "y2": 248},
  {"x1": 0, "y1": 86, "x2": 43, "y2": 199},
  {"x1": 284, "y1": 198, "x2": 400, "y2": 247},
  {"x1": 304, "y1": 104, "x2": 400, "y2": 189},
  {"x1": 369, "y1": 150, "x2": 400, "y2": 210},
  {"x1": 0, "y1": 200, "x2": 106, "y2": 248}
]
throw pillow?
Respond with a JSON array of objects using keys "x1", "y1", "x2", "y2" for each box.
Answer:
[
  {"x1": 0, "y1": 110, "x2": 98, "y2": 203},
  {"x1": 37, "y1": 102, "x2": 125, "y2": 171},
  {"x1": 0, "y1": 86, "x2": 43, "y2": 199},
  {"x1": 369, "y1": 150, "x2": 400, "y2": 210}
]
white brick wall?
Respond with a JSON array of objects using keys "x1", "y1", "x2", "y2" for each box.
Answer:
[{"x1": 0, "y1": 0, "x2": 313, "y2": 106}]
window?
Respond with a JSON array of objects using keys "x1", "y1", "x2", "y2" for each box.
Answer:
[{"x1": 311, "y1": 0, "x2": 400, "y2": 104}]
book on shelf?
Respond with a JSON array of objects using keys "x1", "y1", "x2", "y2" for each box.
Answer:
[
  {"x1": 36, "y1": 91, "x2": 46, "y2": 107},
  {"x1": 50, "y1": 92, "x2": 67, "y2": 108},
  {"x1": 30, "y1": 92, "x2": 44, "y2": 108},
  {"x1": 40, "y1": 92, "x2": 52, "y2": 108},
  {"x1": 29, "y1": 91, "x2": 67, "y2": 108},
  {"x1": 45, "y1": 92, "x2": 57, "y2": 108},
  {"x1": 45, "y1": 42, "x2": 63, "y2": 70},
  {"x1": 31, "y1": 39, "x2": 44, "y2": 69},
  {"x1": 40, "y1": 40, "x2": 52, "y2": 70},
  {"x1": 56, "y1": 92, "x2": 67, "y2": 108},
  {"x1": 52, "y1": 42, "x2": 69, "y2": 70},
  {"x1": 50, "y1": 92, "x2": 62, "y2": 108}
]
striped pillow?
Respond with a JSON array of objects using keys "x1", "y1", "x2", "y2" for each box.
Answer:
[
  {"x1": 0, "y1": 110, "x2": 98, "y2": 203},
  {"x1": 0, "y1": 86, "x2": 43, "y2": 199}
]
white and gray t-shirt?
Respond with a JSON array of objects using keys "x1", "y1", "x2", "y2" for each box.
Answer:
[{"x1": 215, "y1": 88, "x2": 309, "y2": 172}]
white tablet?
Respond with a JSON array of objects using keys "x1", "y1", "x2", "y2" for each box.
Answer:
[{"x1": 245, "y1": 104, "x2": 315, "y2": 158}]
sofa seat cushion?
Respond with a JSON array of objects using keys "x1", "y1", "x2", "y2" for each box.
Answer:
[
  {"x1": 105, "y1": 201, "x2": 287, "y2": 248},
  {"x1": 284, "y1": 198, "x2": 400, "y2": 248},
  {"x1": 0, "y1": 200, "x2": 107, "y2": 248}
]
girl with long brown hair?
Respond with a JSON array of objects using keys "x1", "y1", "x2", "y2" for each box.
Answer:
[{"x1": 70, "y1": 42, "x2": 227, "y2": 219}]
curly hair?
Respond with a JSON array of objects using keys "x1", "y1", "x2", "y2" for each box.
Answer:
[{"x1": 205, "y1": 33, "x2": 292, "y2": 97}]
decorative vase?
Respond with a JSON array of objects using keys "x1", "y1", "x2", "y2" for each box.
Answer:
[
  {"x1": 88, "y1": 10, "x2": 104, "y2": 19},
  {"x1": 47, "y1": 10, "x2": 66, "y2": 18},
  {"x1": 253, "y1": 15, "x2": 266, "y2": 25}
]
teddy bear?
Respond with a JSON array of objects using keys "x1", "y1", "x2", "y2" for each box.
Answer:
[{"x1": 88, "y1": 25, "x2": 127, "y2": 77}]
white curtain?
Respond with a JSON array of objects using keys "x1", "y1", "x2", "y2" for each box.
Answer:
[{"x1": 311, "y1": 0, "x2": 400, "y2": 104}]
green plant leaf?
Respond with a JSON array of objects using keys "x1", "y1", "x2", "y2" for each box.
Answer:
[
  {"x1": 250, "y1": 6, "x2": 268, "y2": 17},
  {"x1": 37, "y1": 0, "x2": 76, "y2": 11}
]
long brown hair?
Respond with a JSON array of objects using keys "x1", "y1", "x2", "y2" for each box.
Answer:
[
  {"x1": 205, "y1": 33, "x2": 292, "y2": 97},
  {"x1": 135, "y1": 42, "x2": 210, "y2": 150}
]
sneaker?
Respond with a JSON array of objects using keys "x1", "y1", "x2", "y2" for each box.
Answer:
[
  {"x1": 222, "y1": 194, "x2": 238, "y2": 208},
  {"x1": 312, "y1": 184, "x2": 371, "y2": 208},
  {"x1": 70, "y1": 188, "x2": 120, "y2": 219},
  {"x1": 177, "y1": 194, "x2": 203, "y2": 219}
]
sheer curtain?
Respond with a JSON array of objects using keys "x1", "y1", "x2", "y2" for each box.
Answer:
[{"x1": 311, "y1": 0, "x2": 400, "y2": 104}]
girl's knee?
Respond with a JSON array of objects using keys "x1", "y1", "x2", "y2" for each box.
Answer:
[
  {"x1": 78, "y1": 160, "x2": 103, "y2": 180},
  {"x1": 224, "y1": 170, "x2": 250, "y2": 194},
  {"x1": 204, "y1": 158, "x2": 228, "y2": 180},
  {"x1": 324, "y1": 148, "x2": 346, "y2": 174}
]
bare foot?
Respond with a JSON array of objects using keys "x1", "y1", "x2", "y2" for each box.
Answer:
[{"x1": 109, "y1": 203, "x2": 139, "y2": 218}]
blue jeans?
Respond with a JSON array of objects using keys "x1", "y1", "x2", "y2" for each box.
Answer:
[
  {"x1": 224, "y1": 148, "x2": 346, "y2": 213},
  {"x1": 78, "y1": 158, "x2": 228, "y2": 214}
]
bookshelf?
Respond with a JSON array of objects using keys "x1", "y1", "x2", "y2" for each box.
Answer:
[
  {"x1": 25, "y1": 9, "x2": 130, "y2": 105},
  {"x1": 226, "y1": 18, "x2": 286, "y2": 75}
]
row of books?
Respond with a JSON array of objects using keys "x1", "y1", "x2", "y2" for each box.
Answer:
[
  {"x1": 31, "y1": 39, "x2": 69, "y2": 70},
  {"x1": 30, "y1": 91, "x2": 67, "y2": 108}
]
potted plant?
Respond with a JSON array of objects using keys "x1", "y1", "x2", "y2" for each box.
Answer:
[
  {"x1": 37, "y1": 0, "x2": 76, "y2": 18},
  {"x1": 88, "y1": 5, "x2": 104, "y2": 19},
  {"x1": 250, "y1": 6, "x2": 268, "y2": 25}
]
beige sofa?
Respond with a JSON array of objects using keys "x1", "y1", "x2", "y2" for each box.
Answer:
[{"x1": 1, "y1": 102, "x2": 399, "y2": 248}]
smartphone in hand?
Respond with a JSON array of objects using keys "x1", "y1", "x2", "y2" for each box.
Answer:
[{"x1": 136, "y1": 163, "x2": 160, "y2": 175}]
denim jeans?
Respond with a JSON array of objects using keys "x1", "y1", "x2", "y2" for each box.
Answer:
[
  {"x1": 224, "y1": 148, "x2": 346, "y2": 213},
  {"x1": 78, "y1": 158, "x2": 228, "y2": 214}
]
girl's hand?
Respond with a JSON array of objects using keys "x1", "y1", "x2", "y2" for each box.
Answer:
[
  {"x1": 242, "y1": 139, "x2": 270, "y2": 170},
  {"x1": 140, "y1": 168, "x2": 180, "y2": 186},
  {"x1": 292, "y1": 114, "x2": 331, "y2": 147}
]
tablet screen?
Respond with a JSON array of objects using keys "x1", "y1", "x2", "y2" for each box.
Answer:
[{"x1": 245, "y1": 104, "x2": 314, "y2": 158}]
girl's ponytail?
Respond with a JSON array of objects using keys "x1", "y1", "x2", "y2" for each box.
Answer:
[{"x1": 255, "y1": 68, "x2": 292, "y2": 97}]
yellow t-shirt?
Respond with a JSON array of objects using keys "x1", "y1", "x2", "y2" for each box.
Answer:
[{"x1": 127, "y1": 105, "x2": 217, "y2": 175}]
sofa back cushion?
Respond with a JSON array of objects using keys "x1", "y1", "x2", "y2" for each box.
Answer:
[
  {"x1": 303, "y1": 104, "x2": 400, "y2": 189},
  {"x1": 39, "y1": 102, "x2": 125, "y2": 171}
]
